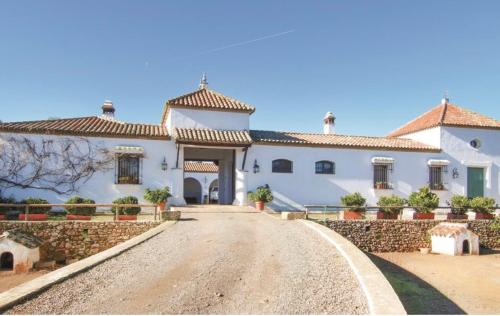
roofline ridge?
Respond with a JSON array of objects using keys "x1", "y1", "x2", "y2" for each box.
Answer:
[
  {"x1": 204, "y1": 88, "x2": 255, "y2": 111},
  {"x1": 251, "y1": 129, "x2": 411, "y2": 141},
  {"x1": 0, "y1": 116, "x2": 98, "y2": 125},
  {"x1": 387, "y1": 103, "x2": 444, "y2": 136}
]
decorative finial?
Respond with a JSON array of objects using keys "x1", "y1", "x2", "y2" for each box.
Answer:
[
  {"x1": 199, "y1": 73, "x2": 208, "y2": 89},
  {"x1": 441, "y1": 90, "x2": 449, "y2": 105}
]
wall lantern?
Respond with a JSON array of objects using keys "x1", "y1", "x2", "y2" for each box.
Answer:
[
  {"x1": 253, "y1": 159, "x2": 260, "y2": 174},
  {"x1": 161, "y1": 157, "x2": 168, "y2": 171},
  {"x1": 452, "y1": 167, "x2": 459, "y2": 179}
]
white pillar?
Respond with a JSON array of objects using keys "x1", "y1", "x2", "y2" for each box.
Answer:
[
  {"x1": 233, "y1": 169, "x2": 248, "y2": 206},
  {"x1": 169, "y1": 168, "x2": 186, "y2": 206}
]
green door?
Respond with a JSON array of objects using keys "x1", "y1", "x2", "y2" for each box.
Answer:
[{"x1": 467, "y1": 167, "x2": 484, "y2": 198}]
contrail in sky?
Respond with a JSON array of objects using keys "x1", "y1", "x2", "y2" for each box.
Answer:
[{"x1": 170, "y1": 29, "x2": 295, "y2": 62}]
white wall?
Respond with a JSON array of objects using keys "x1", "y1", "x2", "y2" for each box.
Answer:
[
  {"x1": 398, "y1": 126, "x2": 442, "y2": 148},
  {"x1": 439, "y1": 127, "x2": 500, "y2": 201},
  {"x1": 166, "y1": 108, "x2": 250, "y2": 133},
  {"x1": 246, "y1": 144, "x2": 447, "y2": 210},
  {"x1": 0, "y1": 132, "x2": 179, "y2": 205}
]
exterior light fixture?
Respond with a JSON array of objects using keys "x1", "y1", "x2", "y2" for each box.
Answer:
[
  {"x1": 253, "y1": 159, "x2": 260, "y2": 174},
  {"x1": 452, "y1": 167, "x2": 459, "y2": 179},
  {"x1": 161, "y1": 157, "x2": 168, "y2": 171}
]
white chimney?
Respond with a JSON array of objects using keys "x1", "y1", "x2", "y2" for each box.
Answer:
[
  {"x1": 101, "y1": 100, "x2": 115, "y2": 120},
  {"x1": 323, "y1": 112, "x2": 335, "y2": 134}
]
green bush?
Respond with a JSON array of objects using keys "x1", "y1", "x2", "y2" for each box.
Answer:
[
  {"x1": 469, "y1": 197, "x2": 496, "y2": 214},
  {"x1": 65, "y1": 196, "x2": 96, "y2": 216},
  {"x1": 377, "y1": 195, "x2": 406, "y2": 214},
  {"x1": 144, "y1": 187, "x2": 172, "y2": 204},
  {"x1": 248, "y1": 186, "x2": 273, "y2": 203},
  {"x1": 21, "y1": 198, "x2": 51, "y2": 214},
  {"x1": 340, "y1": 192, "x2": 366, "y2": 212},
  {"x1": 408, "y1": 187, "x2": 439, "y2": 214},
  {"x1": 490, "y1": 217, "x2": 500, "y2": 231},
  {"x1": 449, "y1": 195, "x2": 470, "y2": 215},
  {"x1": 0, "y1": 195, "x2": 17, "y2": 214},
  {"x1": 111, "y1": 196, "x2": 141, "y2": 215}
]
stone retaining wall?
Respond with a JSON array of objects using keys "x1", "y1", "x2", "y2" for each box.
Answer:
[
  {"x1": 0, "y1": 221, "x2": 160, "y2": 261},
  {"x1": 326, "y1": 220, "x2": 499, "y2": 252}
]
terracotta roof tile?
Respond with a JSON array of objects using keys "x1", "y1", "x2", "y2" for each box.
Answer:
[
  {"x1": 250, "y1": 130, "x2": 439, "y2": 152},
  {"x1": 388, "y1": 102, "x2": 500, "y2": 137},
  {"x1": 184, "y1": 161, "x2": 218, "y2": 173},
  {"x1": 0, "y1": 117, "x2": 169, "y2": 140},
  {"x1": 174, "y1": 128, "x2": 253, "y2": 146},
  {"x1": 161, "y1": 88, "x2": 255, "y2": 124}
]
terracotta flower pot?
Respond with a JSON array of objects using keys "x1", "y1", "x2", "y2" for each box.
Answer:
[
  {"x1": 475, "y1": 212, "x2": 494, "y2": 220},
  {"x1": 118, "y1": 215, "x2": 137, "y2": 221},
  {"x1": 343, "y1": 210, "x2": 365, "y2": 220},
  {"x1": 158, "y1": 201, "x2": 166, "y2": 211},
  {"x1": 446, "y1": 213, "x2": 468, "y2": 220},
  {"x1": 376, "y1": 211, "x2": 398, "y2": 219},
  {"x1": 66, "y1": 214, "x2": 92, "y2": 221},
  {"x1": 255, "y1": 201, "x2": 265, "y2": 211},
  {"x1": 413, "y1": 212, "x2": 435, "y2": 220},
  {"x1": 0, "y1": 214, "x2": 5, "y2": 221},
  {"x1": 19, "y1": 213, "x2": 48, "y2": 221}
]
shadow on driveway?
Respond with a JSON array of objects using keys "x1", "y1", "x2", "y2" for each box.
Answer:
[{"x1": 367, "y1": 253, "x2": 466, "y2": 315}]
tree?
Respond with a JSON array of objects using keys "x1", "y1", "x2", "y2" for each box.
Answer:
[{"x1": 0, "y1": 134, "x2": 114, "y2": 195}]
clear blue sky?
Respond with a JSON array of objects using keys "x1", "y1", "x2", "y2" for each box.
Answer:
[{"x1": 1, "y1": 0, "x2": 499, "y2": 136}]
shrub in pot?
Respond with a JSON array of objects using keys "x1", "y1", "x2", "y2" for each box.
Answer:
[
  {"x1": 111, "y1": 196, "x2": 141, "y2": 220},
  {"x1": 19, "y1": 198, "x2": 51, "y2": 221},
  {"x1": 447, "y1": 195, "x2": 470, "y2": 219},
  {"x1": 248, "y1": 185, "x2": 273, "y2": 211},
  {"x1": 408, "y1": 187, "x2": 439, "y2": 219},
  {"x1": 469, "y1": 197, "x2": 496, "y2": 220},
  {"x1": 376, "y1": 195, "x2": 406, "y2": 219},
  {"x1": 144, "y1": 187, "x2": 172, "y2": 211},
  {"x1": 65, "y1": 196, "x2": 96, "y2": 220},
  {"x1": 340, "y1": 192, "x2": 366, "y2": 220}
]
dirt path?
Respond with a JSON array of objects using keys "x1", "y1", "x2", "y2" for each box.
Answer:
[
  {"x1": 0, "y1": 270, "x2": 48, "y2": 293},
  {"x1": 7, "y1": 206, "x2": 368, "y2": 314},
  {"x1": 370, "y1": 251, "x2": 500, "y2": 315}
]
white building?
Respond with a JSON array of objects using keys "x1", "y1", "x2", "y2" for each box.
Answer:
[{"x1": 0, "y1": 78, "x2": 499, "y2": 210}]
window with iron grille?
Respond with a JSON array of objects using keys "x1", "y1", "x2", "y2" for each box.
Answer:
[
  {"x1": 429, "y1": 166, "x2": 445, "y2": 190},
  {"x1": 116, "y1": 155, "x2": 141, "y2": 184},
  {"x1": 272, "y1": 159, "x2": 293, "y2": 173},
  {"x1": 373, "y1": 164, "x2": 391, "y2": 189},
  {"x1": 315, "y1": 161, "x2": 335, "y2": 174}
]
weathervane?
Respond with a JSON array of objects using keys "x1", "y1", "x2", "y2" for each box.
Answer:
[{"x1": 199, "y1": 73, "x2": 208, "y2": 89}]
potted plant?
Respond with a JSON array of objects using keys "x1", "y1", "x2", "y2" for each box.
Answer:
[
  {"x1": 447, "y1": 195, "x2": 469, "y2": 219},
  {"x1": 376, "y1": 195, "x2": 406, "y2": 219},
  {"x1": 19, "y1": 198, "x2": 51, "y2": 221},
  {"x1": 111, "y1": 196, "x2": 141, "y2": 221},
  {"x1": 248, "y1": 185, "x2": 273, "y2": 211},
  {"x1": 340, "y1": 192, "x2": 366, "y2": 220},
  {"x1": 144, "y1": 187, "x2": 172, "y2": 211},
  {"x1": 469, "y1": 197, "x2": 496, "y2": 220},
  {"x1": 408, "y1": 187, "x2": 439, "y2": 219},
  {"x1": 65, "y1": 196, "x2": 96, "y2": 220},
  {"x1": 375, "y1": 182, "x2": 384, "y2": 190}
]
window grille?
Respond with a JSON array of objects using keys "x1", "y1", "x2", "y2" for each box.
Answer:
[
  {"x1": 315, "y1": 161, "x2": 335, "y2": 174},
  {"x1": 116, "y1": 155, "x2": 141, "y2": 184},
  {"x1": 272, "y1": 159, "x2": 293, "y2": 173},
  {"x1": 373, "y1": 164, "x2": 391, "y2": 189},
  {"x1": 429, "y1": 166, "x2": 445, "y2": 190}
]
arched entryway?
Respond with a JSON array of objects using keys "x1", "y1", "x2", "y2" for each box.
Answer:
[
  {"x1": 462, "y1": 240, "x2": 470, "y2": 255},
  {"x1": 0, "y1": 252, "x2": 14, "y2": 270},
  {"x1": 184, "y1": 177, "x2": 202, "y2": 204}
]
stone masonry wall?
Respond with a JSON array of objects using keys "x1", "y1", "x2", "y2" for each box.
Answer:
[
  {"x1": 327, "y1": 220, "x2": 499, "y2": 252},
  {"x1": 0, "y1": 221, "x2": 160, "y2": 261}
]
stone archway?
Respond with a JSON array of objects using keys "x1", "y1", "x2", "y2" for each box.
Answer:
[
  {"x1": 0, "y1": 252, "x2": 13, "y2": 270},
  {"x1": 184, "y1": 177, "x2": 202, "y2": 204}
]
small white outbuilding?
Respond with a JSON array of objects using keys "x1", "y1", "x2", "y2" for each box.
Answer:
[
  {"x1": 429, "y1": 222, "x2": 479, "y2": 256},
  {"x1": 0, "y1": 229, "x2": 43, "y2": 273}
]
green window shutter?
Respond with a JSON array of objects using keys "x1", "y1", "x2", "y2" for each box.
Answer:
[{"x1": 467, "y1": 167, "x2": 484, "y2": 198}]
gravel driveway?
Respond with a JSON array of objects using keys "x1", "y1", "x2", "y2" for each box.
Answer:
[{"x1": 7, "y1": 206, "x2": 368, "y2": 314}]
